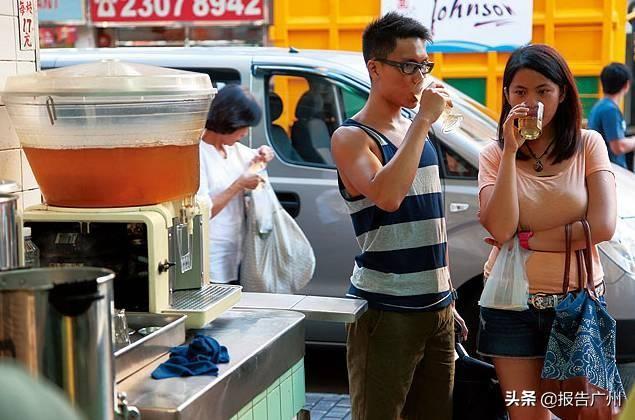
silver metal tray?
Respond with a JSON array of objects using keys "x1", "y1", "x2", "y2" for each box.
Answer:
[
  {"x1": 236, "y1": 292, "x2": 368, "y2": 323},
  {"x1": 114, "y1": 312, "x2": 186, "y2": 383}
]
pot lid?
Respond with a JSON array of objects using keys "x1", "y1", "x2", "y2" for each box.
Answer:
[
  {"x1": 0, "y1": 180, "x2": 19, "y2": 194},
  {"x1": 0, "y1": 267, "x2": 115, "y2": 291},
  {"x1": 2, "y1": 60, "x2": 215, "y2": 97}
]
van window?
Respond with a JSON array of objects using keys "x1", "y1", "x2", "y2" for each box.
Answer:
[
  {"x1": 264, "y1": 74, "x2": 335, "y2": 168},
  {"x1": 263, "y1": 73, "x2": 370, "y2": 168},
  {"x1": 437, "y1": 142, "x2": 478, "y2": 179},
  {"x1": 177, "y1": 68, "x2": 241, "y2": 88},
  {"x1": 341, "y1": 84, "x2": 367, "y2": 119}
]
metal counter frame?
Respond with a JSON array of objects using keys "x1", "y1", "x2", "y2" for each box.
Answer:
[{"x1": 117, "y1": 309, "x2": 305, "y2": 420}]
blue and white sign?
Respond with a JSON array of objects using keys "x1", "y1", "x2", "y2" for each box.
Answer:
[
  {"x1": 38, "y1": 0, "x2": 85, "y2": 23},
  {"x1": 381, "y1": 0, "x2": 533, "y2": 53}
]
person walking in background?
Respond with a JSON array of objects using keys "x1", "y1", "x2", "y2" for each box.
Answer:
[
  {"x1": 478, "y1": 44, "x2": 618, "y2": 420},
  {"x1": 197, "y1": 84, "x2": 274, "y2": 285},
  {"x1": 587, "y1": 62, "x2": 635, "y2": 170},
  {"x1": 331, "y1": 12, "x2": 468, "y2": 420}
]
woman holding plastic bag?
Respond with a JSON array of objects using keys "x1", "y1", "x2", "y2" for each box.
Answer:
[
  {"x1": 197, "y1": 84, "x2": 273, "y2": 285},
  {"x1": 477, "y1": 44, "x2": 622, "y2": 420}
]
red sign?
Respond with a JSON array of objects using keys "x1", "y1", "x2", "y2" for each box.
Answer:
[
  {"x1": 91, "y1": 0, "x2": 265, "y2": 24},
  {"x1": 18, "y1": 0, "x2": 36, "y2": 50},
  {"x1": 40, "y1": 26, "x2": 78, "y2": 48}
]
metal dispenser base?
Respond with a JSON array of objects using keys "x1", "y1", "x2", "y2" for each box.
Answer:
[
  {"x1": 164, "y1": 284, "x2": 242, "y2": 328},
  {"x1": 23, "y1": 200, "x2": 241, "y2": 329}
]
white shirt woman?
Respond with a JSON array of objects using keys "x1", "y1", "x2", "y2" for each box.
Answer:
[{"x1": 196, "y1": 84, "x2": 273, "y2": 283}]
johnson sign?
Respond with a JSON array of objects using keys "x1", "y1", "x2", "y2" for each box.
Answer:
[{"x1": 382, "y1": 0, "x2": 533, "y2": 53}]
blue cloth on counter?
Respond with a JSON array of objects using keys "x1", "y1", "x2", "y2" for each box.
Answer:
[{"x1": 151, "y1": 334, "x2": 229, "y2": 379}]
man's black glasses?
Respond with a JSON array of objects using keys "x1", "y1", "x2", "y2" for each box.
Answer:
[{"x1": 375, "y1": 59, "x2": 435, "y2": 75}]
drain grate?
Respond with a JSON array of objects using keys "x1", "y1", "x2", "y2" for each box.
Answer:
[{"x1": 170, "y1": 284, "x2": 241, "y2": 311}]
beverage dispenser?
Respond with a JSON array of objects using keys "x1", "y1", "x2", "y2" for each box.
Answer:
[{"x1": 2, "y1": 61, "x2": 241, "y2": 328}]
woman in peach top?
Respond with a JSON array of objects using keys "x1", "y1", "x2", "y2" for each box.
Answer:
[{"x1": 477, "y1": 44, "x2": 617, "y2": 420}]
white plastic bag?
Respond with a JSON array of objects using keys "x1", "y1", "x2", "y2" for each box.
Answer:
[
  {"x1": 249, "y1": 171, "x2": 274, "y2": 235},
  {"x1": 479, "y1": 236, "x2": 530, "y2": 311},
  {"x1": 241, "y1": 179, "x2": 316, "y2": 293}
]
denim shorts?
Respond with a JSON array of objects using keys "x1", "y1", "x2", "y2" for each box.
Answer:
[{"x1": 477, "y1": 306, "x2": 556, "y2": 358}]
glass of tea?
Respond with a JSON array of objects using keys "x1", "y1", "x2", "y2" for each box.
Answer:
[
  {"x1": 440, "y1": 104, "x2": 464, "y2": 134},
  {"x1": 518, "y1": 102, "x2": 544, "y2": 141},
  {"x1": 417, "y1": 79, "x2": 464, "y2": 133}
]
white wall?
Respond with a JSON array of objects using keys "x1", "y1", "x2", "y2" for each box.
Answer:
[{"x1": 0, "y1": 2, "x2": 41, "y2": 211}]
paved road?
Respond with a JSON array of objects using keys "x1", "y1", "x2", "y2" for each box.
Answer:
[
  {"x1": 305, "y1": 345, "x2": 635, "y2": 419},
  {"x1": 620, "y1": 362, "x2": 635, "y2": 394},
  {"x1": 304, "y1": 394, "x2": 351, "y2": 420}
]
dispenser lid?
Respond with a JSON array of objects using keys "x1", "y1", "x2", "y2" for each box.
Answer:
[{"x1": 2, "y1": 60, "x2": 215, "y2": 97}]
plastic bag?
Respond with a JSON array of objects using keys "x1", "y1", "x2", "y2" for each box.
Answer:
[
  {"x1": 479, "y1": 236, "x2": 529, "y2": 311},
  {"x1": 249, "y1": 171, "x2": 274, "y2": 235},
  {"x1": 241, "y1": 179, "x2": 316, "y2": 294}
]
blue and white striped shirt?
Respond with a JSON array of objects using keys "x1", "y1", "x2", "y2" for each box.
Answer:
[{"x1": 338, "y1": 119, "x2": 453, "y2": 312}]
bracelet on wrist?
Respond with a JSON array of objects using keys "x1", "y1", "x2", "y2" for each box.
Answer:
[{"x1": 518, "y1": 231, "x2": 534, "y2": 250}]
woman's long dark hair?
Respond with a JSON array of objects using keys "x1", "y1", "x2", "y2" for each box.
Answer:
[{"x1": 498, "y1": 44, "x2": 582, "y2": 163}]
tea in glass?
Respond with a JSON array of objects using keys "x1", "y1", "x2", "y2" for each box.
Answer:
[
  {"x1": 518, "y1": 102, "x2": 544, "y2": 141},
  {"x1": 441, "y1": 107, "x2": 464, "y2": 133},
  {"x1": 417, "y1": 80, "x2": 463, "y2": 133}
]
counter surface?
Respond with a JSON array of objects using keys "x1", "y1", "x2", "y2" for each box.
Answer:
[
  {"x1": 118, "y1": 308, "x2": 305, "y2": 420},
  {"x1": 236, "y1": 292, "x2": 367, "y2": 323}
]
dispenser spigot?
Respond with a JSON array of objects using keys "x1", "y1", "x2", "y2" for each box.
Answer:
[{"x1": 179, "y1": 195, "x2": 199, "y2": 236}]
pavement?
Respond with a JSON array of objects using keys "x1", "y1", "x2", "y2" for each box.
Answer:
[
  {"x1": 305, "y1": 364, "x2": 635, "y2": 420},
  {"x1": 619, "y1": 362, "x2": 635, "y2": 394},
  {"x1": 304, "y1": 341, "x2": 635, "y2": 420},
  {"x1": 304, "y1": 394, "x2": 351, "y2": 420}
]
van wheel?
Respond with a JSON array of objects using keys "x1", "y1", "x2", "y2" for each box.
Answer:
[{"x1": 455, "y1": 276, "x2": 484, "y2": 357}]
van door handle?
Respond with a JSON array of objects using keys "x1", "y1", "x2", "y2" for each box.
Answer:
[
  {"x1": 449, "y1": 203, "x2": 469, "y2": 213},
  {"x1": 275, "y1": 191, "x2": 301, "y2": 218}
]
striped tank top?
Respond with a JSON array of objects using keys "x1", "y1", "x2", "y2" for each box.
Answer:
[{"x1": 338, "y1": 119, "x2": 454, "y2": 312}]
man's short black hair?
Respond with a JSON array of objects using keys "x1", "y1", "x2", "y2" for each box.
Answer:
[
  {"x1": 362, "y1": 12, "x2": 432, "y2": 64},
  {"x1": 600, "y1": 62, "x2": 632, "y2": 95},
  {"x1": 205, "y1": 84, "x2": 262, "y2": 134}
]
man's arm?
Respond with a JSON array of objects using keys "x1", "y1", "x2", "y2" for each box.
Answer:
[
  {"x1": 332, "y1": 118, "x2": 432, "y2": 212},
  {"x1": 601, "y1": 106, "x2": 635, "y2": 156},
  {"x1": 332, "y1": 88, "x2": 446, "y2": 212},
  {"x1": 608, "y1": 136, "x2": 635, "y2": 156}
]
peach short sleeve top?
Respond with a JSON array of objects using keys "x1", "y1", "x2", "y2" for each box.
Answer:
[{"x1": 478, "y1": 129, "x2": 613, "y2": 294}]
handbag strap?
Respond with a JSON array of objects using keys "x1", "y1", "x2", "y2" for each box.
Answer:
[
  {"x1": 564, "y1": 220, "x2": 596, "y2": 295},
  {"x1": 562, "y1": 223, "x2": 573, "y2": 294},
  {"x1": 580, "y1": 219, "x2": 596, "y2": 297},
  {"x1": 575, "y1": 250, "x2": 585, "y2": 291}
]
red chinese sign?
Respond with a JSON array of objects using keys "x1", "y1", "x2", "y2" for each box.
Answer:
[
  {"x1": 39, "y1": 26, "x2": 78, "y2": 48},
  {"x1": 17, "y1": 0, "x2": 36, "y2": 50},
  {"x1": 91, "y1": 0, "x2": 265, "y2": 24}
]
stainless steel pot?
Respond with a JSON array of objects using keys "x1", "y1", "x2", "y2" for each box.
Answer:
[
  {"x1": 0, "y1": 189, "x2": 19, "y2": 270},
  {"x1": 0, "y1": 267, "x2": 116, "y2": 420}
]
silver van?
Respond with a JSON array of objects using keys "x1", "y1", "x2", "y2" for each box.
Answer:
[{"x1": 41, "y1": 47, "x2": 635, "y2": 360}]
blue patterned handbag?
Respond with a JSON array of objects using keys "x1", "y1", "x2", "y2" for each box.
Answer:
[{"x1": 541, "y1": 220, "x2": 625, "y2": 419}]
